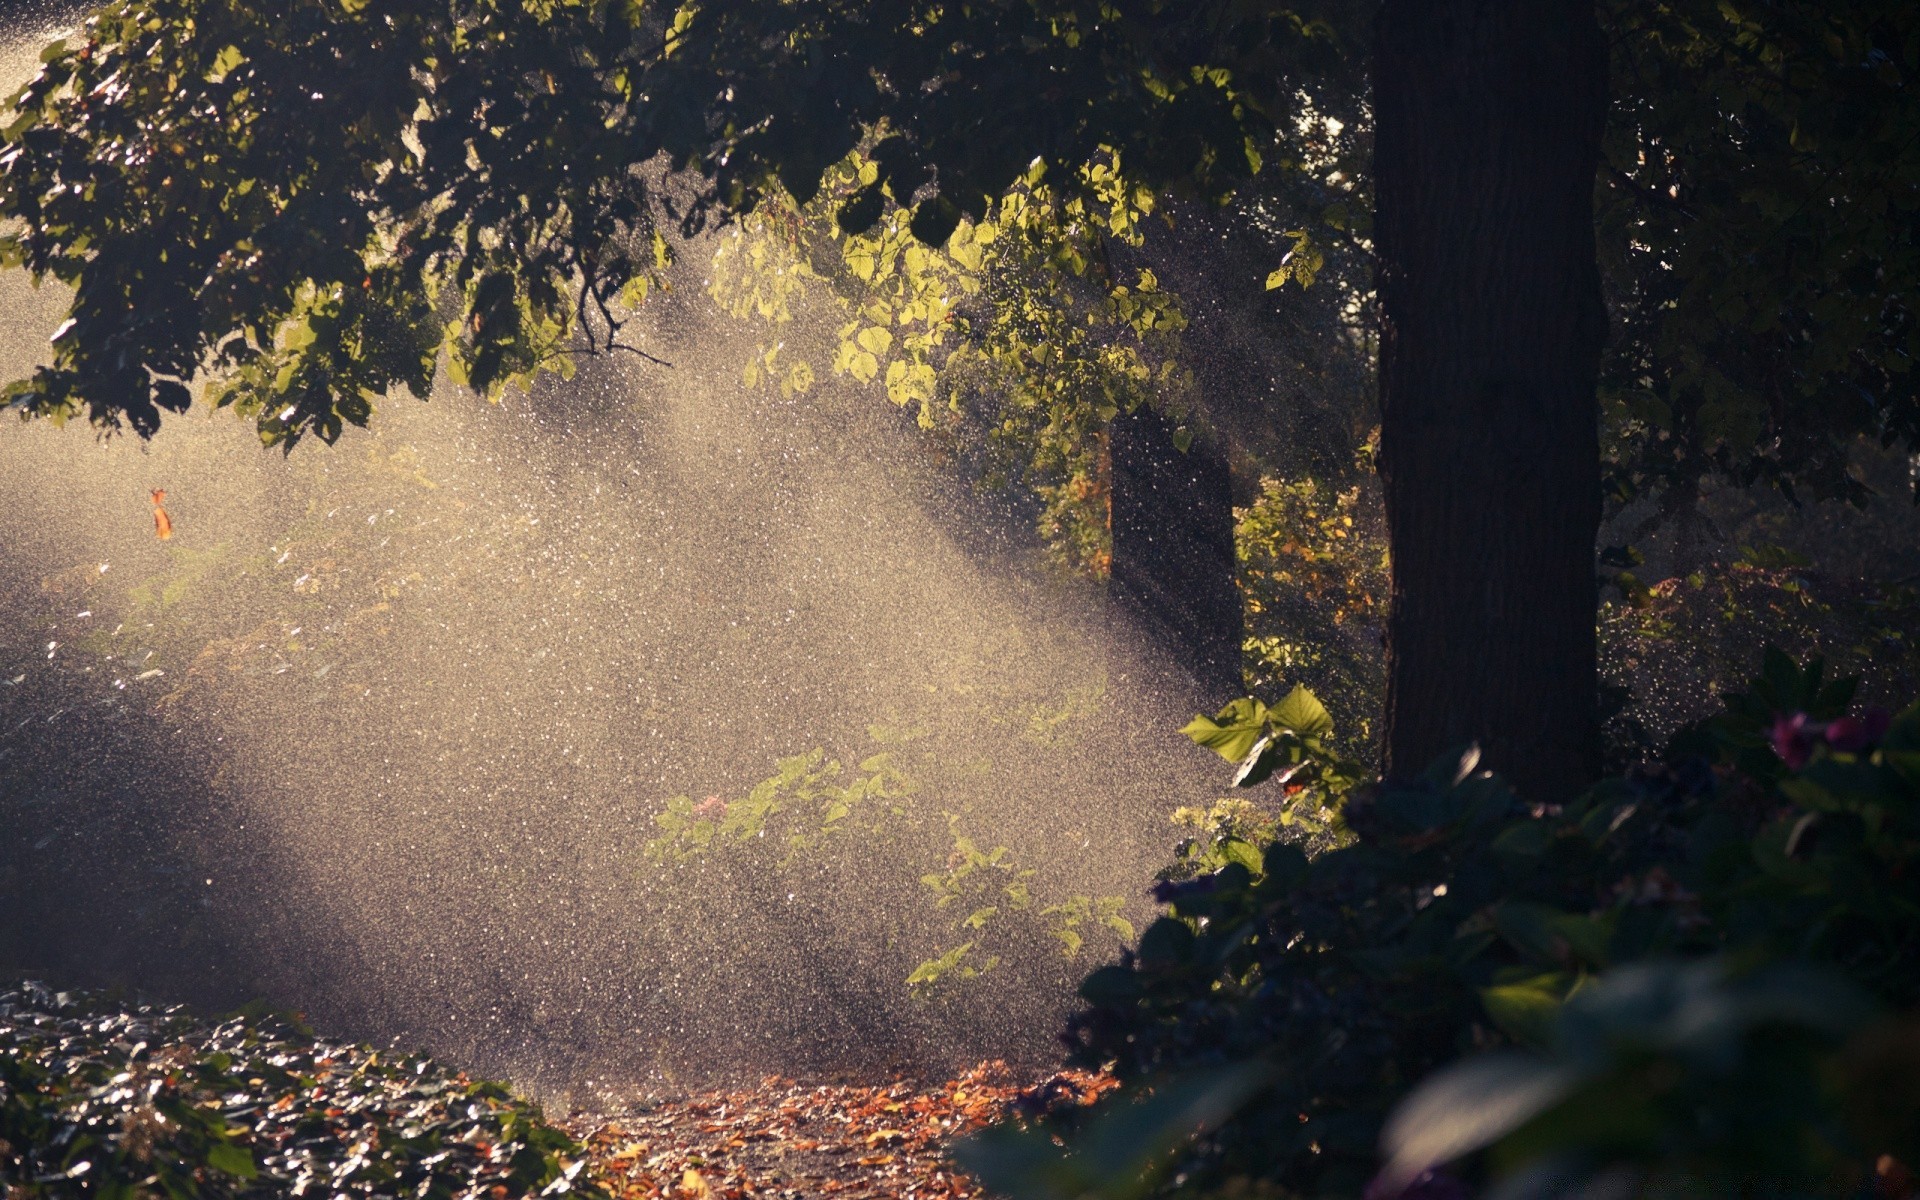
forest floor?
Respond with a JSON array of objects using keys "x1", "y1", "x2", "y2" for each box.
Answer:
[{"x1": 565, "y1": 1062, "x2": 1116, "y2": 1200}]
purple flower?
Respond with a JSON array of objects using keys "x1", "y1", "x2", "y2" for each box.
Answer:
[
  {"x1": 1824, "y1": 707, "x2": 1892, "y2": 753},
  {"x1": 1771, "y1": 712, "x2": 1815, "y2": 770}
]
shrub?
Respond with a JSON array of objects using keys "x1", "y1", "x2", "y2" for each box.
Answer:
[
  {"x1": 641, "y1": 723, "x2": 1138, "y2": 999},
  {"x1": 960, "y1": 652, "x2": 1920, "y2": 1199},
  {"x1": 0, "y1": 983, "x2": 600, "y2": 1200}
]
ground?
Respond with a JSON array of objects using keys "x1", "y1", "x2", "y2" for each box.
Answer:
[{"x1": 568, "y1": 1063, "x2": 1117, "y2": 1200}]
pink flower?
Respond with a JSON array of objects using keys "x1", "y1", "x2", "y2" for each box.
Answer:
[
  {"x1": 693, "y1": 795, "x2": 728, "y2": 819},
  {"x1": 1771, "y1": 712, "x2": 1816, "y2": 770},
  {"x1": 1824, "y1": 707, "x2": 1892, "y2": 753}
]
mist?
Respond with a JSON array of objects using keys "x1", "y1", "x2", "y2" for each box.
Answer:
[{"x1": 0, "y1": 13, "x2": 1228, "y2": 1102}]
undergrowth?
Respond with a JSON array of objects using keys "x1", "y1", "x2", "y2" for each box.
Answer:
[
  {"x1": 0, "y1": 984, "x2": 600, "y2": 1199},
  {"x1": 961, "y1": 652, "x2": 1920, "y2": 1199}
]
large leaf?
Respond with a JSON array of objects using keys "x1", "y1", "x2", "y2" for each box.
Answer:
[
  {"x1": 1378, "y1": 1054, "x2": 1581, "y2": 1193},
  {"x1": 1480, "y1": 972, "x2": 1577, "y2": 1048},
  {"x1": 1180, "y1": 698, "x2": 1269, "y2": 763},
  {"x1": 1267, "y1": 685, "x2": 1334, "y2": 737}
]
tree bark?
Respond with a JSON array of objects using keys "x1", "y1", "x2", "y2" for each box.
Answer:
[
  {"x1": 1373, "y1": 1, "x2": 1609, "y2": 799},
  {"x1": 1109, "y1": 405, "x2": 1243, "y2": 701}
]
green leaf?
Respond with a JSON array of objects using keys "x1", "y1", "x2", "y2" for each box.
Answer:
[
  {"x1": 1230, "y1": 734, "x2": 1280, "y2": 787},
  {"x1": 1268, "y1": 685, "x2": 1333, "y2": 737},
  {"x1": 1218, "y1": 836, "x2": 1264, "y2": 875},
  {"x1": 1261, "y1": 842, "x2": 1308, "y2": 884},
  {"x1": 1078, "y1": 965, "x2": 1142, "y2": 1007},
  {"x1": 208, "y1": 44, "x2": 245, "y2": 81},
  {"x1": 205, "y1": 1141, "x2": 257, "y2": 1180},
  {"x1": 1491, "y1": 820, "x2": 1556, "y2": 859},
  {"x1": 962, "y1": 906, "x2": 999, "y2": 930},
  {"x1": 1883, "y1": 702, "x2": 1920, "y2": 755},
  {"x1": 1495, "y1": 903, "x2": 1612, "y2": 969},
  {"x1": 1180, "y1": 698, "x2": 1269, "y2": 762},
  {"x1": 1480, "y1": 973, "x2": 1574, "y2": 1048},
  {"x1": 907, "y1": 941, "x2": 977, "y2": 990}
]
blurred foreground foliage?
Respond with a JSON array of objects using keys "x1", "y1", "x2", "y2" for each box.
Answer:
[
  {"x1": 0, "y1": 982, "x2": 599, "y2": 1199},
  {"x1": 959, "y1": 652, "x2": 1920, "y2": 1199}
]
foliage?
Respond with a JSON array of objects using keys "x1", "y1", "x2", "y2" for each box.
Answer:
[
  {"x1": 642, "y1": 725, "x2": 1137, "y2": 998},
  {"x1": 1236, "y1": 474, "x2": 1388, "y2": 756},
  {"x1": 1600, "y1": 543, "x2": 1920, "y2": 757},
  {"x1": 1229, "y1": 467, "x2": 1920, "y2": 771},
  {"x1": 1178, "y1": 684, "x2": 1365, "y2": 798},
  {"x1": 0, "y1": 981, "x2": 599, "y2": 1199},
  {"x1": 1597, "y1": 0, "x2": 1920, "y2": 515},
  {"x1": 0, "y1": 0, "x2": 1352, "y2": 447},
  {"x1": 708, "y1": 147, "x2": 1195, "y2": 577},
  {"x1": 1, "y1": 0, "x2": 675, "y2": 445},
  {"x1": 960, "y1": 654, "x2": 1920, "y2": 1198},
  {"x1": 1377, "y1": 959, "x2": 1906, "y2": 1198}
]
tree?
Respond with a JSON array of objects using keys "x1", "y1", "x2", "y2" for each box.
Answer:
[
  {"x1": 3, "y1": 0, "x2": 1914, "y2": 796},
  {"x1": 1372, "y1": 1, "x2": 1609, "y2": 798},
  {"x1": 1109, "y1": 406, "x2": 1241, "y2": 699},
  {"x1": 1597, "y1": 0, "x2": 1920, "y2": 524}
]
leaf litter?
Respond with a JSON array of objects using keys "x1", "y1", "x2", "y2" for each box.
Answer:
[
  {"x1": 567, "y1": 1065, "x2": 1117, "y2": 1200},
  {"x1": 0, "y1": 981, "x2": 1116, "y2": 1199}
]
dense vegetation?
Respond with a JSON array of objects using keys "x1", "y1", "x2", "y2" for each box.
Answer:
[
  {"x1": 960, "y1": 655, "x2": 1920, "y2": 1197},
  {"x1": 11, "y1": 0, "x2": 1913, "y2": 799},
  {"x1": 0, "y1": 983, "x2": 599, "y2": 1199},
  {"x1": 4, "y1": 0, "x2": 1920, "y2": 1197}
]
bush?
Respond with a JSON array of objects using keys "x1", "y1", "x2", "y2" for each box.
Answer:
[
  {"x1": 0, "y1": 983, "x2": 601, "y2": 1200},
  {"x1": 641, "y1": 721, "x2": 1138, "y2": 999},
  {"x1": 960, "y1": 652, "x2": 1920, "y2": 1199}
]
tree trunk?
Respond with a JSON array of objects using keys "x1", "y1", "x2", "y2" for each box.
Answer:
[
  {"x1": 1373, "y1": 1, "x2": 1609, "y2": 799},
  {"x1": 1109, "y1": 405, "x2": 1243, "y2": 701}
]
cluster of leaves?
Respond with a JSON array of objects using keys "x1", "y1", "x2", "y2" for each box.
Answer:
[
  {"x1": 1597, "y1": 0, "x2": 1920, "y2": 515},
  {"x1": 708, "y1": 147, "x2": 1196, "y2": 576},
  {"x1": 960, "y1": 652, "x2": 1920, "y2": 1198},
  {"x1": 0, "y1": 981, "x2": 598, "y2": 1199},
  {"x1": 642, "y1": 726, "x2": 1136, "y2": 998},
  {"x1": 1235, "y1": 473, "x2": 1388, "y2": 756},
  {"x1": 1177, "y1": 684, "x2": 1366, "y2": 799},
  {"x1": 1, "y1": 0, "x2": 676, "y2": 446},
  {"x1": 1233, "y1": 474, "x2": 1920, "y2": 773},
  {"x1": 1600, "y1": 541, "x2": 1920, "y2": 757},
  {"x1": 0, "y1": 0, "x2": 1351, "y2": 451}
]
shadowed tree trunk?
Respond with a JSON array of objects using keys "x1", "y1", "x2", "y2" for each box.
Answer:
[
  {"x1": 1373, "y1": 1, "x2": 1610, "y2": 799},
  {"x1": 1108, "y1": 405, "x2": 1243, "y2": 701}
]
